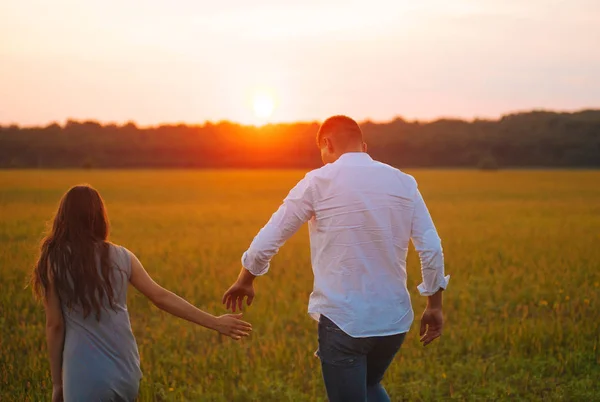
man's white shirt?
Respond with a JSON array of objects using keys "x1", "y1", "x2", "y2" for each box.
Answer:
[{"x1": 242, "y1": 152, "x2": 449, "y2": 337}]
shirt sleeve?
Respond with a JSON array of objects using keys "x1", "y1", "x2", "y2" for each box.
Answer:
[
  {"x1": 411, "y1": 188, "x2": 450, "y2": 296},
  {"x1": 241, "y1": 175, "x2": 315, "y2": 276}
]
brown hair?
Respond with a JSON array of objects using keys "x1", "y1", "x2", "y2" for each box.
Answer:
[
  {"x1": 316, "y1": 115, "x2": 364, "y2": 146},
  {"x1": 32, "y1": 185, "x2": 116, "y2": 320}
]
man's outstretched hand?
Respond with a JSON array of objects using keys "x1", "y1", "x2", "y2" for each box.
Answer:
[{"x1": 222, "y1": 268, "x2": 256, "y2": 312}]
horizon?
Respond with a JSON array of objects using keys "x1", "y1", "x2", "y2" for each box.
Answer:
[
  {"x1": 3, "y1": 107, "x2": 598, "y2": 130},
  {"x1": 2, "y1": 1, "x2": 599, "y2": 126}
]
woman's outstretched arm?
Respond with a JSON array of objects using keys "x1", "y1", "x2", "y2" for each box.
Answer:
[
  {"x1": 128, "y1": 251, "x2": 252, "y2": 340},
  {"x1": 44, "y1": 264, "x2": 65, "y2": 402}
]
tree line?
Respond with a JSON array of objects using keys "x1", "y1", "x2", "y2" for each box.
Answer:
[{"x1": 1, "y1": 110, "x2": 599, "y2": 169}]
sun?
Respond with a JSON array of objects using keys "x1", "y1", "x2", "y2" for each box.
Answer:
[{"x1": 252, "y1": 92, "x2": 275, "y2": 120}]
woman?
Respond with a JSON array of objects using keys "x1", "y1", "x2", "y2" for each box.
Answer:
[{"x1": 32, "y1": 185, "x2": 252, "y2": 402}]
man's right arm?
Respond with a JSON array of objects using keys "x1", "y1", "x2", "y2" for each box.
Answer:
[
  {"x1": 241, "y1": 174, "x2": 314, "y2": 276},
  {"x1": 223, "y1": 174, "x2": 315, "y2": 311}
]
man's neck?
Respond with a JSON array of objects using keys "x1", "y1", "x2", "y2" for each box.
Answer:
[{"x1": 339, "y1": 149, "x2": 364, "y2": 157}]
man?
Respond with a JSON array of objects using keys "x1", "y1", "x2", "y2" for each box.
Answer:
[{"x1": 223, "y1": 115, "x2": 449, "y2": 402}]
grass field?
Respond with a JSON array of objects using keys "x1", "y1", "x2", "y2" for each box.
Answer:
[{"x1": 1, "y1": 169, "x2": 599, "y2": 401}]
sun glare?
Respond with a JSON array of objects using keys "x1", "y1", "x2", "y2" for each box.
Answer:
[{"x1": 253, "y1": 92, "x2": 275, "y2": 120}]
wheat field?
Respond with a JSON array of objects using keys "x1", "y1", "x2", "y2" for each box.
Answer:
[{"x1": 1, "y1": 170, "x2": 599, "y2": 401}]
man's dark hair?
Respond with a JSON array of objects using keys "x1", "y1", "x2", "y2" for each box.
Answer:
[{"x1": 316, "y1": 115, "x2": 363, "y2": 146}]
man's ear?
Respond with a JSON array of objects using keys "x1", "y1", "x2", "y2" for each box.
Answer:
[
  {"x1": 325, "y1": 137, "x2": 335, "y2": 153},
  {"x1": 362, "y1": 142, "x2": 368, "y2": 152}
]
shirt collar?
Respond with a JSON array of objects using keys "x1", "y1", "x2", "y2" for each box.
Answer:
[{"x1": 335, "y1": 152, "x2": 373, "y2": 165}]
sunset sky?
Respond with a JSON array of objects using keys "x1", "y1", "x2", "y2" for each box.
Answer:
[{"x1": 1, "y1": 0, "x2": 599, "y2": 126}]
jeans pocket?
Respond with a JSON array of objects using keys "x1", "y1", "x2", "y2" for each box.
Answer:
[
  {"x1": 319, "y1": 315, "x2": 344, "y2": 333},
  {"x1": 324, "y1": 325, "x2": 344, "y2": 334},
  {"x1": 318, "y1": 321, "x2": 365, "y2": 367}
]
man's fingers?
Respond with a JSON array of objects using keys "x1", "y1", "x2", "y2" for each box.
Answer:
[
  {"x1": 419, "y1": 319, "x2": 427, "y2": 337},
  {"x1": 222, "y1": 291, "x2": 229, "y2": 305},
  {"x1": 423, "y1": 335, "x2": 439, "y2": 346},
  {"x1": 238, "y1": 296, "x2": 243, "y2": 312},
  {"x1": 421, "y1": 331, "x2": 441, "y2": 346},
  {"x1": 247, "y1": 294, "x2": 254, "y2": 306},
  {"x1": 420, "y1": 330, "x2": 438, "y2": 341}
]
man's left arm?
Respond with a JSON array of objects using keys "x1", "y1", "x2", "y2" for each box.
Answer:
[
  {"x1": 410, "y1": 187, "x2": 449, "y2": 346},
  {"x1": 223, "y1": 175, "x2": 314, "y2": 311}
]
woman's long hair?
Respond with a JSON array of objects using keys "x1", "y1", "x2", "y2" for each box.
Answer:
[{"x1": 32, "y1": 185, "x2": 116, "y2": 320}]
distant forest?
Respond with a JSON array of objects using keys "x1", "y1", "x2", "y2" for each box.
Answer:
[{"x1": 1, "y1": 110, "x2": 599, "y2": 169}]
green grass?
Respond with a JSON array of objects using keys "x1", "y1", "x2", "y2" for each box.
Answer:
[{"x1": 1, "y1": 170, "x2": 599, "y2": 401}]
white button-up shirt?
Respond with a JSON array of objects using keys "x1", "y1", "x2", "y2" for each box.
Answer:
[{"x1": 242, "y1": 152, "x2": 449, "y2": 337}]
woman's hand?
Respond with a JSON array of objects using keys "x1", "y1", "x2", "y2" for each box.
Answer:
[
  {"x1": 215, "y1": 314, "x2": 252, "y2": 340},
  {"x1": 52, "y1": 384, "x2": 64, "y2": 402}
]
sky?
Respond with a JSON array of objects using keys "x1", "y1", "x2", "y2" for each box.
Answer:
[{"x1": 1, "y1": 0, "x2": 599, "y2": 126}]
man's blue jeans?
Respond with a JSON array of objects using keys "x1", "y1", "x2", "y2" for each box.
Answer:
[{"x1": 317, "y1": 315, "x2": 406, "y2": 402}]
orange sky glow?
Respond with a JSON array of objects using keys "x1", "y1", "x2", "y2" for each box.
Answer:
[{"x1": 1, "y1": 0, "x2": 599, "y2": 126}]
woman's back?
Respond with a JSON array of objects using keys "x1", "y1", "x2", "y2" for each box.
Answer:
[
  {"x1": 35, "y1": 185, "x2": 251, "y2": 402},
  {"x1": 61, "y1": 243, "x2": 141, "y2": 402}
]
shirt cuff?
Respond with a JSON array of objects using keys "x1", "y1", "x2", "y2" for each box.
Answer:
[
  {"x1": 417, "y1": 274, "x2": 450, "y2": 296},
  {"x1": 241, "y1": 251, "x2": 270, "y2": 276}
]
